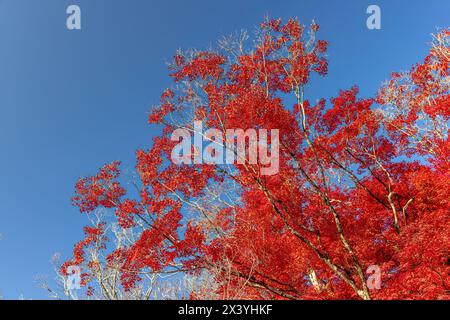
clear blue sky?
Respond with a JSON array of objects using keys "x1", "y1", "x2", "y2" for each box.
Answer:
[{"x1": 0, "y1": 0, "x2": 448, "y2": 299}]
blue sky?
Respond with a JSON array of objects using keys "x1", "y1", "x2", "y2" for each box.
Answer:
[{"x1": 0, "y1": 0, "x2": 448, "y2": 299}]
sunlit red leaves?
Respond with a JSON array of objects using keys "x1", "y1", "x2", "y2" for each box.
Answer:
[
  {"x1": 171, "y1": 52, "x2": 226, "y2": 82},
  {"x1": 65, "y1": 19, "x2": 449, "y2": 299},
  {"x1": 60, "y1": 223, "x2": 106, "y2": 280},
  {"x1": 115, "y1": 199, "x2": 140, "y2": 228},
  {"x1": 377, "y1": 28, "x2": 449, "y2": 163},
  {"x1": 72, "y1": 161, "x2": 125, "y2": 213}
]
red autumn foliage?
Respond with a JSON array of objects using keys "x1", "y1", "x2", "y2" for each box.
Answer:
[{"x1": 62, "y1": 19, "x2": 449, "y2": 300}]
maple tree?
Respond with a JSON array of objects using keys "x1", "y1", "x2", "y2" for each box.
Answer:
[{"x1": 60, "y1": 18, "x2": 449, "y2": 300}]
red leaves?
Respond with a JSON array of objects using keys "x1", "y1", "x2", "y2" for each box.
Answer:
[
  {"x1": 171, "y1": 52, "x2": 226, "y2": 82},
  {"x1": 230, "y1": 18, "x2": 329, "y2": 94},
  {"x1": 64, "y1": 19, "x2": 449, "y2": 300},
  {"x1": 377, "y1": 28, "x2": 449, "y2": 162},
  {"x1": 176, "y1": 222, "x2": 206, "y2": 256},
  {"x1": 60, "y1": 223, "x2": 105, "y2": 278},
  {"x1": 72, "y1": 161, "x2": 125, "y2": 213},
  {"x1": 378, "y1": 172, "x2": 450, "y2": 299},
  {"x1": 315, "y1": 40, "x2": 328, "y2": 54},
  {"x1": 115, "y1": 199, "x2": 140, "y2": 228},
  {"x1": 282, "y1": 18, "x2": 303, "y2": 39},
  {"x1": 320, "y1": 86, "x2": 377, "y2": 155},
  {"x1": 118, "y1": 208, "x2": 183, "y2": 290},
  {"x1": 148, "y1": 89, "x2": 176, "y2": 124}
]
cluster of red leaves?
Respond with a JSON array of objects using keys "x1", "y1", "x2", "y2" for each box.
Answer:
[
  {"x1": 60, "y1": 224, "x2": 106, "y2": 287},
  {"x1": 72, "y1": 161, "x2": 125, "y2": 212},
  {"x1": 63, "y1": 19, "x2": 449, "y2": 300},
  {"x1": 377, "y1": 28, "x2": 450, "y2": 169}
]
